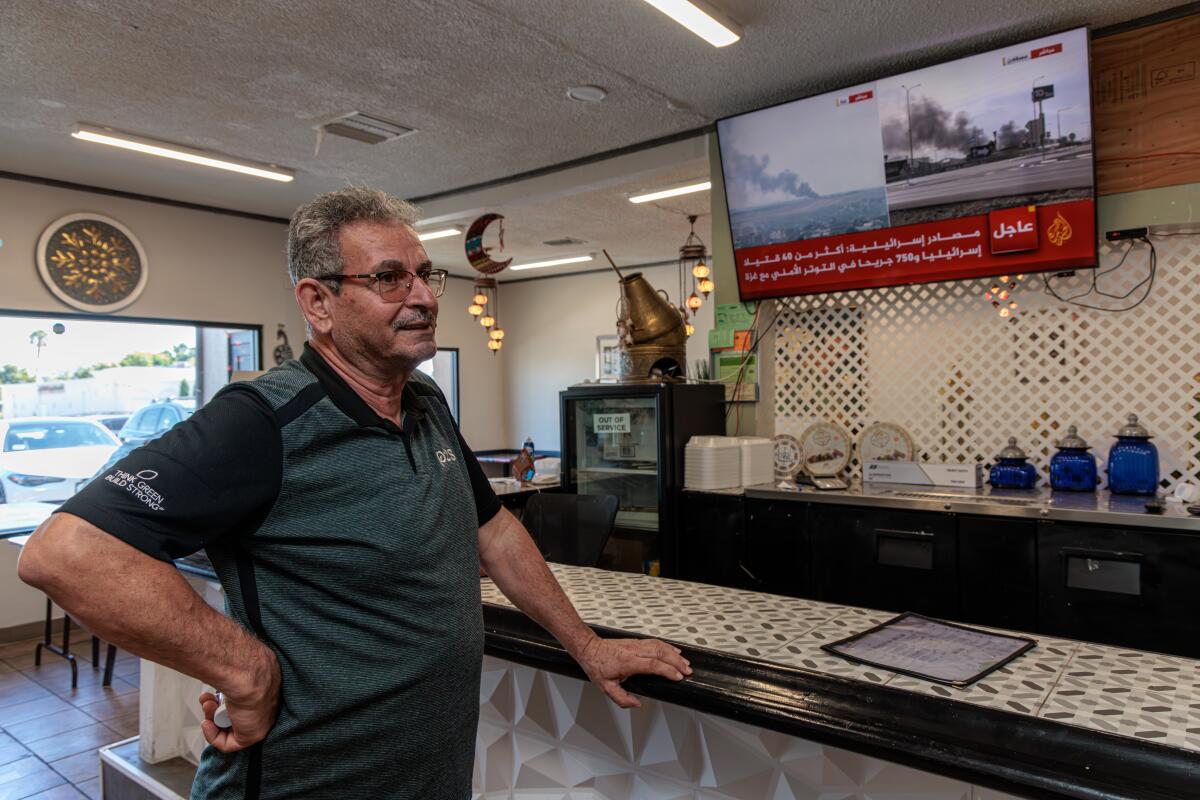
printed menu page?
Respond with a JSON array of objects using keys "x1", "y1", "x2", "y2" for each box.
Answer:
[{"x1": 824, "y1": 614, "x2": 1034, "y2": 684}]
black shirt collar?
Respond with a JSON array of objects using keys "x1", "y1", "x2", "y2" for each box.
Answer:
[{"x1": 300, "y1": 343, "x2": 424, "y2": 432}]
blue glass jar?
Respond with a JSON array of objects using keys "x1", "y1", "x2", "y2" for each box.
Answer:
[
  {"x1": 1049, "y1": 426, "x2": 1099, "y2": 492},
  {"x1": 1106, "y1": 414, "x2": 1159, "y2": 495},
  {"x1": 989, "y1": 438, "x2": 1040, "y2": 490}
]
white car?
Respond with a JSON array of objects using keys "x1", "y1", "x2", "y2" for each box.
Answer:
[{"x1": 0, "y1": 417, "x2": 120, "y2": 504}]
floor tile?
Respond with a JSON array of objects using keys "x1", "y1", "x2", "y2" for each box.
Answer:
[
  {"x1": 0, "y1": 696, "x2": 75, "y2": 729},
  {"x1": 106, "y1": 711, "x2": 139, "y2": 738},
  {"x1": 24, "y1": 784, "x2": 86, "y2": 798},
  {"x1": 74, "y1": 778, "x2": 100, "y2": 800},
  {"x1": 0, "y1": 679, "x2": 53, "y2": 711},
  {"x1": 48, "y1": 748, "x2": 100, "y2": 784},
  {"x1": 0, "y1": 756, "x2": 47, "y2": 785},
  {"x1": 0, "y1": 757, "x2": 65, "y2": 800},
  {"x1": 53, "y1": 676, "x2": 138, "y2": 709},
  {"x1": 0, "y1": 736, "x2": 30, "y2": 769},
  {"x1": 77, "y1": 693, "x2": 138, "y2": 724},
  {"x1": 23, "y1": 724, "x2": 122, "y2": 763},
  {"x1": 4, "y1": 710, "x2": 95, "y2": 747}
]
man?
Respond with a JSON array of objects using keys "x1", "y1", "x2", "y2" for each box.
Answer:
[{"x1": 18, "y1": 187, "x2": 691, "y2": 799}]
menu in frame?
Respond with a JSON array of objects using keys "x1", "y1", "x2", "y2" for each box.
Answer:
[{"x1": 822, "y1": 613, "x2": 1036, "y2": 686}]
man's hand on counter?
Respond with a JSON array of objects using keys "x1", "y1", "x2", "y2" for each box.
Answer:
[
  {"x1": 198, "y1": 646, "x2": 282, "y2": 752},
  {"x1": 575, "y1": 636, "x2": 692, "y2": 709}
]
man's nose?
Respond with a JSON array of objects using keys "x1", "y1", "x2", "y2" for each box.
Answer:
[{"x1": 406, "y1": 274, "x2": 439, "y2": 315}]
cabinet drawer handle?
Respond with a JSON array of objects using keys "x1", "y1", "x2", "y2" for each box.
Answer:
[{"x1": 874, "y1": 528, "x2": 935, "y2": 539}]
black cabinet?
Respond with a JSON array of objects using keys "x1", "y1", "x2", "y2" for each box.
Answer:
[
  {"x1": 1038, "y1": 521, "x2": 1200, "y2": 657},
  {"x1": 958, "y1": 516, "x2": 1038, "y2": 631},
  {"x1": 855, "y1": 508, "x2": 958, "y2": 618},
  {"x1": 808, "y1": 504, "x2": 862, "y2": 605},
  {"x1": 743, "y1": 499, "x2": 807, "y2": 597},
  {"x1": 678, "y1": 491, "x2": 748, "y2": 589}
]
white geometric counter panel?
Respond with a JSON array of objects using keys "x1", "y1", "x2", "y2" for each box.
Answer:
[
  {"x1": 773, "y1": 234, "x2": 1200, "y2": 491},
  {"x1": 474, "y1": 655, "x2": 1029, "y2": 799}
]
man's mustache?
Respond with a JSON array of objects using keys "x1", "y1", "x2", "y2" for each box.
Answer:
[{"x1": 393, "y1": 310, "x2": 436, "y2": 330}]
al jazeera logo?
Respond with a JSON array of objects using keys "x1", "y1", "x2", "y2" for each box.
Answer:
[{"x1": 1047, "y1": 212, "x2": 1073, "y2": 247}]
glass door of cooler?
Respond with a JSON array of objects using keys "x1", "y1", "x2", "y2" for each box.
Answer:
[{"x1": 566, "y1": 394, "x2": 661, "y2": 536}]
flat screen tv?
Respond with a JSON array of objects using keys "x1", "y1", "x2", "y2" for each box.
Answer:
[{"x1": 717, "y1": 27, "x2": 1096, "y2": 301}]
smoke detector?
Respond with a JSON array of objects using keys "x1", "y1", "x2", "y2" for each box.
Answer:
[
  {"x1": 543, "y1": 237, "x2": 588, "y2": 246},
  {"x1": 318, "y1": 112, "x2": 416, "y2": 144}
]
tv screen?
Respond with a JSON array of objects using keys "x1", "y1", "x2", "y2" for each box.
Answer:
[{"x1": 717, "y1": 27, "x2": 1095, "y2": 301}]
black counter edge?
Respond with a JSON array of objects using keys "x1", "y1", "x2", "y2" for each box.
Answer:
[{"x1": 483, "y1": 603, "x2": 1199, "y2": 800}]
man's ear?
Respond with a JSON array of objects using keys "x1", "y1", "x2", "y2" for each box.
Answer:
[{"x1": 295, "y1": 278, "x2": 336, "y2": 337}]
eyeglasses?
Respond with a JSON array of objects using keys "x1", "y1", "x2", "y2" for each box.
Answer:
[{"x1": 321, "y1": 267, "x2": 448, "y2": 302}]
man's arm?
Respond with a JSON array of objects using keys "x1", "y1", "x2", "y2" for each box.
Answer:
[
  {"x1": 18, "y1": 513, "x2": 279, "y2": 751},
  {"x1": 478, "y1": 507, "x2": 691, "y2": 707}
]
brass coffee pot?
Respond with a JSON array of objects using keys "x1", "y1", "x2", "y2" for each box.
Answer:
[{"x1": 610, "y1": 258, "x2": 687, "y2": 382}]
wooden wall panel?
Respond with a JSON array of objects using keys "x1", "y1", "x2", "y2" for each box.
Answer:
[{"x1": 1093, "y1": 13, "x2": 1200, "y2": 195}]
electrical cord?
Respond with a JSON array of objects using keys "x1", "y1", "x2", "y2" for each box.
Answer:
[{"x1": 1044, "y1": 236, "x2": 1156, "y2": 312}]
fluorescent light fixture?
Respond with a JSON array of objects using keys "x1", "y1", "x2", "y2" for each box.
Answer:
[
  {"x1": 71, "y1": 124, "x2": 294, "y2": 182},
  {"x1": 416, "y1": 227, "x2": 461, "y2": 241},
  {"x1": 509, "y1": 255, "x2": 594, "y2": 272},
  {"x1": 629, "y1": 180, "x2": 712, "y2": 204},
  {"x1": 639, "y1": 0, "x2": 741, "y2": 47}
]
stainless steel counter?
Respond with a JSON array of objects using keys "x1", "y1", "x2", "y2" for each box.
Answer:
[{"x1": 736, "y1": 482, "x2": 1200, "y2": 532}]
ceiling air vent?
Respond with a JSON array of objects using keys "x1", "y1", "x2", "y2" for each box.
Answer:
[
  {"x1": 543, "y1": 237, "x2": 587, "y2": 246},
  {"x1": 320, "y1": 112, "x2": 416, "y2": 145}
]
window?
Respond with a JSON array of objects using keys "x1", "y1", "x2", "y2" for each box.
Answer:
[
  {"x1": 417, "y1": 348, "x2": 459, "y2": 421},
  {"x1": 0, "y1": 311, "x2": 259, "y2": 505}
]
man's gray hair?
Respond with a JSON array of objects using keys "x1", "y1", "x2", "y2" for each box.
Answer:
[{"x1": 287, "y1": 187, "x2": 421, "y2": 289}]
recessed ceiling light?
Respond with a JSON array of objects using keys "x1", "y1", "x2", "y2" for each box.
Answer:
[
  {"x1": 416, "y1": 227, "x2": 461, "y2": 241},
  {"x1": 629, "y1": 181, "x2": 711, "y2": 204},
  {"x1": 566, "y1": 85, "x2": 608, "y2": 103},
  {"x1": 71, "y1": 124, "x2": 294, "y2": 182},
  {"x1": 509, "y1": 255, "x2": 594, "y2": 272},
  {"x1": 639, "y1": 0, "x2": 741, "y2": 48}
]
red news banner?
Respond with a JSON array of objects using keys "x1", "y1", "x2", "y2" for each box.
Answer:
[{"x1": 735, "y1": 199, "x2": 1095, "y2": 300}]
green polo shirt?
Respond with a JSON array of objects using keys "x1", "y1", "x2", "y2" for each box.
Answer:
[{"x1": 60, "y1": 344, "x2": 501, "y2": 799}]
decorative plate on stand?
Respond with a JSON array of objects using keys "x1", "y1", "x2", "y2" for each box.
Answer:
[
  {"x1": 797, "y1": 421, "x2": 852, "y2": 477},
  {"x1": 858, "y1": 422, "x2": 916, "y2": 462},
  {"x1": 773, "y1": 434, "x2": 803, "y2": 480}
]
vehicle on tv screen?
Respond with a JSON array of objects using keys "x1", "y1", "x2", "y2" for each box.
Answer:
[{"x1": 717, "y1": 27, "x2": 1095, "y2": 300}]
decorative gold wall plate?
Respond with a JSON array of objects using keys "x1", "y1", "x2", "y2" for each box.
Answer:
[{"x1": 36, "y1": 213, "x2": 148, "y2": 312}]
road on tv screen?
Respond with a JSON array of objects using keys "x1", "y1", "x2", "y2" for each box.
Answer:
[{"x1": 885, "y1": 145, "x2": 1093, "y2": 213}]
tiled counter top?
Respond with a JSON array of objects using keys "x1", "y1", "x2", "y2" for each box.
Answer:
[{"x1": 482, "y1": 564, "x2": 1200, "y2": 799}]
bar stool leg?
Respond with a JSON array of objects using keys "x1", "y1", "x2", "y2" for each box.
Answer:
[
  {"x1": 103, "y1": 644, "x2": 117, "y2": 687},
  {"x1": 92, "y1": 635, "x2": 99, "y2": 669},
  {"x1": 33, "y1": 597, "x2": 79, "y2": 689}
]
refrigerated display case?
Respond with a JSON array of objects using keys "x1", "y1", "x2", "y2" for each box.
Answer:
[{"x1": 560, "y1": 383, "x2": 724, "y2": 576}]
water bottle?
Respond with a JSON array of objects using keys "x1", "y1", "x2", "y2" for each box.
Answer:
[{"x1": 523, "y1": 435, "x2": 535, "y2": 457}]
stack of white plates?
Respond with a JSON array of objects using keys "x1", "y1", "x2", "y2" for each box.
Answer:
[
  {"x1": 737, "y1": 437, "x2": 774, "y2": 487},
  {"x1": 685, "y1": 436, "x2": 742, "y2": 490}
]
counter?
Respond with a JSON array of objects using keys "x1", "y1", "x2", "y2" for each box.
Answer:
[
  {"x1": 482, "y1": 564, "x2": 1200, "y2": 799},
  {"x1": 39, "y1": 547, "x2": 1199, "y2": 798},
  {"x1": 739, "y1": 481, "x2": 1200, "y2": 532}
]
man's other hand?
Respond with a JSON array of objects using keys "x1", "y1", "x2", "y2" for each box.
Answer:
[
  {"x1": 576, "y1": 637, "x2": 692, "y2": 708},
  {"x1": 198, "y1": 648, "x2": 282, "y2": 752}
]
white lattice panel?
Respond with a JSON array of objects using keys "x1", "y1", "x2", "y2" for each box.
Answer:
[{"x1": 773, "y1": 235, "x2": 1200, "y2": 491}]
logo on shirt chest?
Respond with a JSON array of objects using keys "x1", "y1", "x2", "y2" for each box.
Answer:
[{"x1": 436, "y1": 448, "x2": 457, "y2": 466}]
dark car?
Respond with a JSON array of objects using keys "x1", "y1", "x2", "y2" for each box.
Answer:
[
  {"x1": 84, "y1": 399, "x2": 197, "y2": 490},
  {"x1": 117, "y1": 399, "x2": 196, "y2": 446}
]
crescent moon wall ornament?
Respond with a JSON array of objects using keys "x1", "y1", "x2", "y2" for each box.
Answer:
[
  {"x1": 464, "y1": 213, "x2": 511, "y2": 274},
  {"x1": 36, "y1": 213, "x2": 148, "y2": 312}
]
